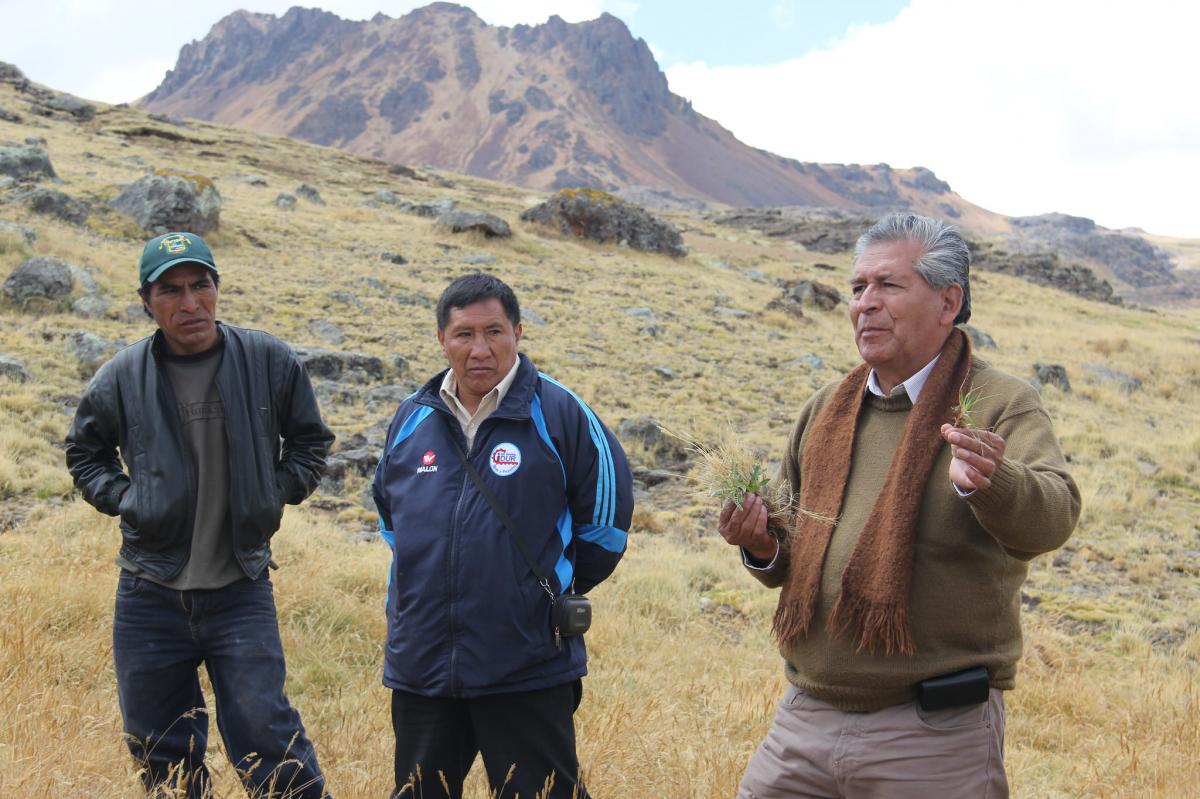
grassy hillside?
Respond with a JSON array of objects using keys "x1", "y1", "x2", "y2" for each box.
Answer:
[{"x1": 1, "y1": 81, "x2": 1198, "y2": 798}]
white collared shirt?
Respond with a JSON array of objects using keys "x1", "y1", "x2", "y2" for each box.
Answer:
[
  {"x1": 439, "y1": 356, "x2": 522, "y2": 450},
  {"x1": 866, "y1": 354, "x2": 941, "y2": 403}
]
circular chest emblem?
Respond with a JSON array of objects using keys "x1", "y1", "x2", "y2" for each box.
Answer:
[{"x1": 489, "y1": 443, "x2": 522, "y2": 476}]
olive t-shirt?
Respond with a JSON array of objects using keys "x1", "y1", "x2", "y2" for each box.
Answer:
[{"x1": 151, "y1": 342, "x2": 243, "y2": 590}]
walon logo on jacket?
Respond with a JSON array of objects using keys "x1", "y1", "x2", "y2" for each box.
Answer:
[{"x1": 417, "y1": 450, "x2": 438, "y2": 474}]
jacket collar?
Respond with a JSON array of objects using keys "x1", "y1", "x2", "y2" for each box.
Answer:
[{"x1": 416, "y1": 353, "x2": 537, "y2": 420}]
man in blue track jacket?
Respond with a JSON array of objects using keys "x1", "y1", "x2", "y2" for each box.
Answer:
[{"x1": 372, "y1": 273, "x2": 633, "y2": 799}]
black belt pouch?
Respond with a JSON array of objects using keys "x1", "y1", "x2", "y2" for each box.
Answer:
[{"x1": 917, "y1": 666, "x2": 990, "y2": 711}]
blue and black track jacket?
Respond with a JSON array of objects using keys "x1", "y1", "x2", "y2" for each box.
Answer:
[{"x1": 372, "y1": 354, "x2": 633, "y2": 697}]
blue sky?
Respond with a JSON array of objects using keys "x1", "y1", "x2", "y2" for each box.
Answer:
[{"x1": 2, "y1": 1, "x2": 1198, "y2": 238}]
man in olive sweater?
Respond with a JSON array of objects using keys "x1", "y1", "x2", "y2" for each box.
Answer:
[{"x1": 720, "y1": 212, "x2": 1080, "y2": 798}]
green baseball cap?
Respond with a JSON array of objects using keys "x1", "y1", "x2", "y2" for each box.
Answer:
[{"x1": 138, "y1": 232, "x2": 218, "y2": 284}]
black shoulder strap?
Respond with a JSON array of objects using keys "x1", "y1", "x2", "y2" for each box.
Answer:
[{"x1": 443, "y1": 415, "x2": 556, "y2": 600}]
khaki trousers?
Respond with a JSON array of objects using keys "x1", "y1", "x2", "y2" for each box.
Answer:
[{"x1": 737, "y1": 684, "x2": 1008, "y2": 799}]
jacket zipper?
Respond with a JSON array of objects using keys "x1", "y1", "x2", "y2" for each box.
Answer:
[{"x1": 446, "y1": 419, "x2": 476, "y2": 697}]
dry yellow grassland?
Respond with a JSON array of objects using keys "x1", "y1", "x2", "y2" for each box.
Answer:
[{"x1": 1, "y1": 82, "x2": 1198, "y2": 797}]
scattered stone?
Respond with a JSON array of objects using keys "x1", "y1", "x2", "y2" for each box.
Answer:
[
  {"x1": 1136, "y1": 457, "x2": 1159, "y2": 476},
  {"x1": 961, "y1": 324, "x2": 997, "y2": 349},
  {"x1": 743, "y1": 270, "x2": 771, "y2": 283},
  {"x1": 639, "y1": 324, "x2": 662, "y2": 337},
  {"x1": 110, "y1": 171, "x2": 221, "y2": 234},
  {"x1": 520, "y1": 189, "x2": 686, "y2": 257},
  {"x1": 0, "y1": 106, "x2": 22, "y2": 123},
  {"x1": 317, "y1": 457, "x2": 347, "y2": 494},
  {"x1": 461, "y1": 254, "x2": 497, "y2": 265},
  {"x1": 71, "y1": 294, "x2": 110, "y2": 319},
  {"x1": 328, "y1": 290, "x2": 361, "y2": 307},
  {"x1": 1082, "y1": 363, "x2": 1141, "y2": 393},
  {"x1": 70, "y1": 332, "x2": 123, "y2": 376},
  {"x1": 784, "y1": 353, "x2": 825, "y2": 371},
  {"x1": 45, "y1": 94, "x2": 96, "y2": 121},
  {"x1": 0, "y1": 145, "x2": 56, "y2": 182},
  {"x1": 357, "y1": 276, "x2": 386, "y2": 292},
  {"x1": 653, "y1": 366, "x2": 676, "y2": 380},
  {"x1": 295, "y1": 183, "x2": 325, "y2": 205},
  {"x1": 632, "y1": 467, "x2": 677, "y2": 487},
  {"x1": 16, "y1": 187, "x2": 90, "y2": 225},
  {"x1": 381, "y1": 252, "x2": 408, "y2": 265},
  {"x1": 147, "y1": 112, "x2": 187, "y2": 127},
  {"x1": 399, "y1": 198, "x2": 455, "y2": 217},
  {"x1": 237, "y1": 174, "x2": 268, "y2": 187},
  {"x1": 707, "y1": 208, "x2": 874, "y2": 254},
  {"x1": 624, "y1": 307, "x2": 657, "y2": 320},
  {"x1": 294, "y1": 347, "x2": 385, "y2": 384},
  {"x1": 307, "y1": 319, "x2": 345, "y2": 345},
  {"x1": 335, "y1": 447, "x2": 378, "y2": 477},
  {"x1": 437, "y1": 209, "x2": 512, "y2": 238},
  {"x1": 276, "y1": 193, "x2": 297, "y2": 210},
  {"x1": 375, "y1": 189, "x2": 400, "y2": 204},
  {"x1": 366, "y1": 384, "x2": 415, "y2": 409},
  {"x1": 313, "y1": 381, "x2": 359, "y2": 408},
  {"x1": 0, "y1": 354, "x2": 31, "y2": 382},
  {"x1": 713, "y1": 306, "x2": 751, "y2": 319},
  {"x1": 125, "y1": 302, "x2": 146, "y2": 322},
  {"x1": 1033, "y1": 363, "x2": 1072, "y2": 393},
  {"x1": 523, "y1": 308, "x2": 547, "y2": 326},
  {"x1": 391, "y1": 355, "x2": 409, "y2": 376},
  {"x1": 3, "y1": 256, "x2": 73, "y2": 307},
  {"x1": 768, "y1": 279, "x2": 841, "y2": 317},
  {"x1": 0, "y1": 221, "x2": 37, "y2": 245},
  {"x1": 389, "y1": 163, "x2": 420, "y2": 179},
  {"x1": 394, "y1": 292, "x2": 432, "y2": 308},
  {"x1": 617, "y1": 417, "x2": 690, "y2": 466}
]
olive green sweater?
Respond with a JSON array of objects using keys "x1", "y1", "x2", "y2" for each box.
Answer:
[{"x1": 750, "y1": 359, "x2": 1080, "y2": 711}]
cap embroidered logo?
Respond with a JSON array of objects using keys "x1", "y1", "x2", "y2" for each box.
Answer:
[{"x1": 489, "y1": 443, "x2": 521, "y2": 477}]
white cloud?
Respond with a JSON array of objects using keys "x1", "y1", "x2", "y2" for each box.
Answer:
[{"x1": 666, "y1": 0, "x2": 1200, "y2": 237}]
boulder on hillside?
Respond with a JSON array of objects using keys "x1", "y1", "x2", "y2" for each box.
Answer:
[
  {"x1": 276, "y1": 193, "x2": 297, "y2": 210},
  {"x1": 960, "y1": 323, "x2": 997, "y2": 350},
  {"x1": 294, "y1": 347, "x2": 385, "y2": 384},
  {"x1": 0, "y1": 62, "x2": 29, "y2": 89},
  {"x1": 0, "y1": 146, "x2": 57, "y2": 182},
  {"x1": 0, "y1": 221, "x2": 37, "y2": 245},
  {"x1": 111, "y1": 170, "x2": 221, "y2": 235},
  {"x1": 296, "y1": 183, "x2": 325, "y2": 205},
  {"x1": 71, "y1": 294, "x2": 110, "y2": 319},
  {"x1": 3, "y1": 256, "x2": 74, "y2": 308},
  {"x1": 0, "y1": 354, "x2": 32, "y2": 383},
  {"x1": 70, "y1": 332, "x2": 124, "y2": 376},
  {"x1": 437, "y1": 209, "x2": 512, "y2": 238},
  {"x1": 45, "y1": 94, "x2": 96, "y2": 121},
  {"x1": 616, "y1": 416, "x2": 690, "y2": 467},
  {"x1": 1083, "y1": 363, "x2": 1141, "y2": 394},
  {"x1": 1033, "y1": 363, "x2": 1071, "y2": 393},
  {"x1": 520, "y1": 189, "x2": 685, "y2": 257},
  {"x1": 768, "y1": 279, "x2": 841, "y2": 317},
  {"x1": 399, "y1": 198, "x2": 455, "y2": 217},
  {"x1": 15, "y1": 187, "x2": 90, "y2": 225}
]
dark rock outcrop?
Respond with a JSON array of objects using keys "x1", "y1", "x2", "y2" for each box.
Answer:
[
  {"x1": 70, "y1": 332, "x2": 124, "y2": 376},
  {"x1": 4, "y1": 257, "x2": 74, "y2": 308},
  {"x1": 437, "y1": 209, "x2": 512, "y2": 238},
  {"x1": 616, "y1": 416, "x2": 689, "y2": 466},
  {"x1": 1033, "y1": 363, "x2": 1071, "y2": 393},
  {"x1": 768, "y1": 279, "x2": 842, "y2": 317},
  {"x1": 15, "y1": 188, "x2": 90, "y2": 225},
  {"x1": 708, "y1": 208, "x2": 873, "y2": 254},
  {"x1": 294, "y1": 347, "x2": 385, "y2": 383},
  {"x1": 0, "y1": 146, "x2": 57, "y2": 182},
  {"x1": 970, "y1": 241, "x2": 1118, "y2": 305},
  {"x1": 111, "y1": 171, "x2": 221, "y2": 234},
  {"x1": 0, "y1": 354, "x2": 31, "y2": 383},
  {"x1": 521, "y1": 189, "x2": 684, "y2": 256}
]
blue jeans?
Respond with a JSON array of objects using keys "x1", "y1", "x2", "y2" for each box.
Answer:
[{"x1": 112, "y1": 571, "x2": 328, "y2": 798}]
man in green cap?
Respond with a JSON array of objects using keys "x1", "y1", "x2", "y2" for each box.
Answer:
[{"x1": 66, "y1": 231, "x2": 335, "y2": 798}]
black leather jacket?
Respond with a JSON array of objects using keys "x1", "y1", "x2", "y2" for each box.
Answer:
[{"x1": 65, "y1": 323, "x2": 334, "y2": 581}]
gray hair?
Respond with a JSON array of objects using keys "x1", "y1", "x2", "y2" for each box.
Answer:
[{"x1": 853, "y1": 212, "x2": 971, "y2": 324}]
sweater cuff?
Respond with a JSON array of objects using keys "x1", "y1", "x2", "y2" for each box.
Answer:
[{"x1": 965, "y1": 457, "x2": 1021, "y2": 514}]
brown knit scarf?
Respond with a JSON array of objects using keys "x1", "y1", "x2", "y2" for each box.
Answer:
[{"x1": 772, "y1": 328, "x2": 973, "y2": 655}]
